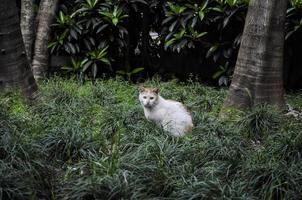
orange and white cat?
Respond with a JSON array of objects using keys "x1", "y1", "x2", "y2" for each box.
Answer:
[{"x1": 139, "y1": 87, "x2": 193, "y2": 137}]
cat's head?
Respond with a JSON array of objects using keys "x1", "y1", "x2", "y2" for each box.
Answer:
[{"x1": 138, "y1": 86, "x2": 159, "y2": 109}]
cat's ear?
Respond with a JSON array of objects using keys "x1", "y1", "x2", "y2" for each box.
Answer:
[
  {"x1": 152, "y1": 88, "x2": 160, "y2": 94},
  {"x1": 138, "y1": 86, "x2": 146, "y2": 93}
]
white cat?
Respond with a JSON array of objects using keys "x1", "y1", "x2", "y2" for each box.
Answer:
[{"x1": 139, "y1": 87, "x2": 193, "y2": 137}]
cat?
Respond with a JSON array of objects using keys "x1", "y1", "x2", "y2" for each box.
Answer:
[{"x1": 138, "y1": 86, "x2": 193, "y2": 137}]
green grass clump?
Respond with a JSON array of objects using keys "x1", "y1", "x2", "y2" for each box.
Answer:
[
  {"x1": 1, "y1": 77, "x2": 302, "y2": 199},
  {"x1": 238, "y1": 104, "x2": 282, "y2": 141}
]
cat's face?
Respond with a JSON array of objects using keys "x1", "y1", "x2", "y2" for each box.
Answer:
[{"x1": 139, "y1": 87, "x2": 159, "y2": 108}]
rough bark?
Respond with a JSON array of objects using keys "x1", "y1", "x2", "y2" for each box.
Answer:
[
  {"x1": 0, "y1": 0, "x2": 38, "y2": 100},
  {"x1": 20, "y1": 0, "x2": 35, "y2": 63},
  {"x1": 32, "y1": 0, "x2": 59, "y2": 79},
  {"x1": 223, "y1": 0, "x2": 287, "y2": 110}
]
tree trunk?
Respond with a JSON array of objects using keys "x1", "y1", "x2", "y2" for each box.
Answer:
[
  {"x1": 20, "y1": 0, "x2": 35, "y2": 64},
  {"x1": 223, "y1": 0, "x2": 287, "y2": 110},
  {"x1": 0, "y1": 0, "x2": 38, "y2": 100},
  {"x1": 32, "y1": 0, "x2": 59, "y2": 79}
]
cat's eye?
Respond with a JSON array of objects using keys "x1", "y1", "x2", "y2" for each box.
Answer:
[
  {"x1": 150, "y1": 97, "x2": 154, "y2": 100},
  {"x1": 143, "y1": 96, "x2": 147, "y2": 99}
]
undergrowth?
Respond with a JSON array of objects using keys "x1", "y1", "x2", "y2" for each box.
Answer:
[{"x1": 1, "y1": 77, "x2": 302, "y2": 200}]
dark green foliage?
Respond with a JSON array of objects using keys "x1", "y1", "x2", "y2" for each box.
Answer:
[
  {"x1": 1, "y1": 78, "x2": 302, "y2": 199},
  {"x1": 238, "y1": 105, "x2": 282, "y2": 141},
  {"x1": 49, "y1": 0, "x2": 302, "y2": 85},
  {"x1": 0, "y1": 97, "x2": 55, "y2": 200},
  {"x1": 49, "y1": 0, "x2": 138, "y2": 80},
  {"x1": 49, "y1": 0, "x2": 247, "y2": 82}
]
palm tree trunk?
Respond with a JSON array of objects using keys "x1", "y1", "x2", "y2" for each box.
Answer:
[
  {"x1": 32, "y1": 0, "x2": 59, "y2": 79},
  {"x1": 20, "y1": 0, "x2": 35, "y2": 64},
  {"x1": 223, "y1": 0, "x2": 287, "y2": 110},
  {"x1": 0, "y1": 0, "x2": 38, "y2": 100}
]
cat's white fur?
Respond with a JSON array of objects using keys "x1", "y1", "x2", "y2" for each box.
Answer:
[{"x1": 139, "y1": 87, "x2": 193, "y2": 137}]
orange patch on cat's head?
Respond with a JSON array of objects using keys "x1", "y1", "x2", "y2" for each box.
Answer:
[{"x1": 139, "y1": 86, "x2": 159, "y2": 94}]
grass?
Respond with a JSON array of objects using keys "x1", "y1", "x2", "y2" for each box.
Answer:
[{"x1": 1, "y1": 77, "x2": 302, "y2": 200}]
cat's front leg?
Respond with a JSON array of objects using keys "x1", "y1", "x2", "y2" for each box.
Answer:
[{"x1": 143, "y1": 109, "x2": 151, "y2": 121}]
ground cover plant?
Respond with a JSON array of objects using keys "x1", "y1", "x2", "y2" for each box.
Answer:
[{"x1": 1, "y1": 77, "x2": 302, "y2": 199}]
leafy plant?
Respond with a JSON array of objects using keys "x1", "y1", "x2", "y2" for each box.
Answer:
[
  {"x1": 49, "y1": 0, "x2": 128, "y2": 79},
  {"x1": 48, "y1": 10, "x2": 82, "y2": 55},
  {"x1": 290, "y1": 0, "x2": 302, "y2": 9},
  {"x1": 212, "y1": 62, "x2": 232, "y2": 86},
  {"x1": 99, "y1": 6, "x2": 128, "y2": 26},
  {"x1": 83, "y1": 46, "x2": 111, "y2": 79},
  {"x1": 238, "y1": 104, "x2": 282, "y2": 141},
  {"x1": 286, "y1": 5, "x2": 302, "y2": 40},
  {"x1": 62, "y1": 57, "x2": 88, "y2": 74},
  {"x1": 49, "y1": 0, "x2": 302, "y2": 87},
  {"x1": 163, "y1": 1, "x2": 211, "y2": 52},
  {"x1": 116, "y1": 67, "x2": 144, "y2": 80}
]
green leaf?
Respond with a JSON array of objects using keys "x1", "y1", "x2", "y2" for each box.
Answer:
[
  {"x1": 67, "y1": 43, "x2": 76, "y2": 54},
  {"x1": 191, "y1": 17, "x2": 197, "y2": 28},
  {"x1": 82, "y1": 60, "x2": 93, "y2": 72},
  {"x1": 70, "y1": 29, "x2": 78, "y2": 40},
  {"x1": 167, "y1": 2, "x2": 175, "y2": 10},
  {"x1": 175, "y1": 29, "x2": 185, "y2": 39},
  {"x1": 59, "y1": 11, "x2": 65, "y2": 23},
  {"x1": 169, "y1": 21, "x2": 178, "y2": 32},
  {"x1": 286, "y1": 30, "x2": 295, "y2": 40},
  {"x1": 61, "y1": 66, "x2": 73, "y2": 71},
  {"x1": 294, "y1": 24, "x2": 301, "y2": 31},
  {"x1": 212, "y1": 70, "x2": 224, "y2": 79},
  {"x1": 92, "y1": 63, "x2": 98, "y2": 79},
  {"x1": 47, "y1": 42, "x2": 57, "y2": 49},
  {"x1": 101, "y1": 46, "x2": 109, "y2": 53},
  {"x1": 197, "y1": 32, "x2": 207, "y2": 38},
  {"x1": 130, "y1": 67, "x2": 144, "y2": 74},
  {"x1": 116, "y1": 70, "x2": 127, "y2": 75},
  {"x1": 112, "y1": 18, "x2": 118, "y2": 26},
  {"x1": 178, "y1": 6, "x2": 187, "y2": 14},
  {"x1": 92, "y1": 0, "x2": 98, "y2": 8},
  {"x1": 200, "y1": 0, "x2": 209, "y2": 11},
  {"x1": 206, "y1": 44, "x2": 219, "y2": 58},
  {"x1": 218, "y1": 76, "x2": 228, "y2": 86},
  {"x1": 162, "y1": 16, "x2": 174, "y2": 25},
  {"x1": 86, "y1": 0, "x2": 92, "y2": 8},
  {"x1": 165, "y1": 38, "x2": 176, "y2": 48},
  {"x1": 134, "y1": 0, "x2": 147, "y2": 4},
  {"x1": 81, "y1": 58, "x2": 88, "y2": 66},
  {"x1": 96, "y1": 24, "x2": 109, "y2": 33},
  {"x1": 120, "y1": 14, "x2": 129, "y2": 19},
  {"x1": 211, "y1": 7, "x2": 223, "y2": 13},
  {"x1": 71, "y1": 57, "x2": 77, "y2": 67},
  {"x1": 99, "y1": 11, "x2": 113, "y2": 19},
  {"x1": 198, "y1": 10, "x2": 205, "y2": 21},
  {"x1": 100, "y1": 58, "x2": 111, "y2": 65}
]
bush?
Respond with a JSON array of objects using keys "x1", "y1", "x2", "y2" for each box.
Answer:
[{"x1": 49, "y1": 0, "x2": 302, "y2": 86}]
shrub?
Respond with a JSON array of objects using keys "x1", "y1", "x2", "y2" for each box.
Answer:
[{"x1": 48, "y1": 0, "x2": 302, "y2": 86}]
